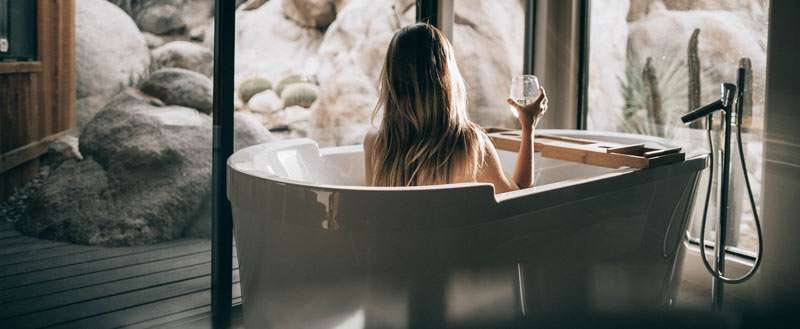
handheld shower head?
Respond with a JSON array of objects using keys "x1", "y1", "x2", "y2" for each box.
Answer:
[{"x1": 680, "y1": 83, "x2": 737, "y2": 124}]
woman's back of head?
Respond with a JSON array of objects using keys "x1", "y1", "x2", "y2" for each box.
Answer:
[{"x1": 369, "y1": 23, "x2": 486, "y2": 187}]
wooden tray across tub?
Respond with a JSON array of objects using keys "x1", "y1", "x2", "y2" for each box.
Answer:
[{"x1": 486, "y1": 128, "x2": 685, "y2": 169}]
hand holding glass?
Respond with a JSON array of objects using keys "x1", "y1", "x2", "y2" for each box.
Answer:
[{"x1": 508, "y1": 75, "x2": 541, "y2": 118}]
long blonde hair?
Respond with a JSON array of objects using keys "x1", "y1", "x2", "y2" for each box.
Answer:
[{"x1": 369, "y1": 23, "x2": 486, "y2": 186}]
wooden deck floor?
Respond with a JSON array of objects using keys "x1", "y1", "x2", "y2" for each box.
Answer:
[{"x1": 0, "y1": 220, "x2": 241, "y2": 329}]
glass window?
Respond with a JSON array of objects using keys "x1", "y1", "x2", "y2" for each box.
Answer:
[
  {"x1": 451, "y1": 0, "x2": 526, "y2": 129},
  {"x1": 587, "y1": 0, "x2": 769, "y2": 253},
  {"x1": 234, "y1": 0, "x2": 417, "y2": 147}
]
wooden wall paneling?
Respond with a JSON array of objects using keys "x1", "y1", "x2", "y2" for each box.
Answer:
[
  {"x1": 1, "y1": 0, "x2": 75, "y2": 200},
  {"x1": 58, "y1": 0, "x2": 76, "y2": 132},
  {"x1": 37, "y1": 0, "x2": 53, "y2": 139}
]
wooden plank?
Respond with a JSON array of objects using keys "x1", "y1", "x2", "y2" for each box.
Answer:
[
  {"x1": 1, "y1": 263, "x2": 212, "y2": 318},
  {"x1": 0, "y1": 230, "x2": 21, "y2": 239},
  {"x1": 607, "y1": 143, "x2": 646, "y2": 156},
  {"x1": 644, "y1": 147, "x2": 682, "y2": 158},
  {"x1": 47, "y1": 281, "x2": 241, "y2": 329},
  {"x1": 0, "y1": 221, "x2": 14, "y2": 231},
  {"x1": 58, "y1": 0, "x2": 77, "y2": 132},
  {"x1": 0, "y1": 62, "x2": 43, "y2": 74},
  {"x1": 0, "y1": 250, "x2": 212, "y2": 303},
  {"x1": 148, "y1": 298, "x2": 244, "y2": 329},
  {"x1": 0, "y1": 129, "x2": 73, "y2": 174},
  {"x1": 0, "y1": 243, "x2": 102, "y2": 267},
  {"x1": 0, "y1": 239, "x2": 202, "y2": 277},
  {"x1": 0, "y1": 239, "x2": 67, "y2": 256},
  {"x1": 647, "y1": 152, "x2": 686, "y2": 168},
  {"x1": 0, "y1": 235, "x2": 47, "y2": 248},
  {"x1": 6, "y1": 273, "x2": 242, "y2": 329},
  {"x1": 37, "y1": 0, "x2": 54, "y2": 139},
  {"x1": 123, "y1": 305, "x2": 212, "y2": 329},
  {"x1": 4, "y1": 276, "x2": 213, "y2": 328},
  {"x1": 0, "y1": 240, "x2": 209, "y2": 289}
]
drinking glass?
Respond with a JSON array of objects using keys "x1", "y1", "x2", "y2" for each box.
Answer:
[{"x1": 508, "y1": 75, "x2": 541, "y2": 118}]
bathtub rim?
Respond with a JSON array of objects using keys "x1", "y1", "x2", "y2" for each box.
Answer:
[
  {"x1": 227, "y1": 130, "x2": 708, "y2": 229},
  {"x1": 227, "y1": 129, "x2": 702, "y2": 192},
  {"x1": 225, "y1": 129, "x2": 708, "y2": 203}
]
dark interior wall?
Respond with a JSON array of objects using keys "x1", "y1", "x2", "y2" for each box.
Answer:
[{"x1": 757, "y1": 0, "x2": 800, "y2": 313}]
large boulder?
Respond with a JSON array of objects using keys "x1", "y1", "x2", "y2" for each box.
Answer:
[
  {"x1": 109, "y1": 0, "x2": 188, "y2": 35},
  {"x1": 151, "y1": 41, "x2": 214, "y2": 76},
  {"x1": 21, "y1": 160, "x2": 113, "y2": 244},
  {"x1": 19, "y1": 89, "x2": 273, "y2": 246},
  {"x1": 140, "y1": 68, "x2": 214, "y2": 114},
  {"x1": 282, "y1": 0, "x2": 337, "y2": 29},
  {"x1": 234, "y1": 0, "x2": 324, "y2": 82},
  {"x1": 451, "y1": 0, "x2": 524, "y2": 127},
  {"x1": 76, "y1": 0, "x2": 150, "y2": 125}
]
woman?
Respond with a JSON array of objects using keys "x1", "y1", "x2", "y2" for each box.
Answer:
[{"x1": 364, "y1": 23, "x2": 548, "y2": 193}]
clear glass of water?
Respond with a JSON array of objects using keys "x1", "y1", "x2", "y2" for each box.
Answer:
[{"x1": 509, "y1": 75, "x2": 541, "y2": 118}]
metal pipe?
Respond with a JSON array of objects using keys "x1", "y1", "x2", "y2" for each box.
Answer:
[
  {"x1": 712, "y1": 83, "x2": 736, "y2": 310},
  {"x1": 211, "y1": 0, "x2": 235, "y2": 327}
]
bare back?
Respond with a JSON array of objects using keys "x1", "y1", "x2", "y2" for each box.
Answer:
[{"x1": 363, "y1": 130, "x2": 517, "y2": 193}]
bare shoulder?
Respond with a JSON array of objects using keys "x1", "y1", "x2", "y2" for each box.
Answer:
[
  {"x1": 364, "y1": 129, "x2": 378, "y2": 143},
  {"x1": 477, "y1": 137, "x2": 516, "y2": 193},
  {"x1": 363, "y1": 129, "x2": 378, "y2": 150}
]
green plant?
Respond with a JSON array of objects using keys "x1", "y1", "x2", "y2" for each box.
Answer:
[
  {"x1": 275, "y1": 74, "x2": 307, "y2": 96},
  {"x1": 238, "y1": 77, "x2": 272, "y2": 103},
  {"x1": 688, "y1": 28, "x2": 702, "y2": 129},
  {"x1": 281, "y1": 83, "x2": 319, "y2": 108}
]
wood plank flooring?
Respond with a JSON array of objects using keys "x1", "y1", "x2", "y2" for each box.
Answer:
[{"x1": 0, "y1": 221, "x2": 240, "y2": 329}]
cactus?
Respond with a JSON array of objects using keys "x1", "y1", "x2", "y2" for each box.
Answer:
[
  {"x1": 687, "y1": 28, "x2": 702, "y2": 129},
  {"x1": 275, "y1": 74, "x2": 307, "y2": 96},
  {"x1": 238, "y1": 77, "x2": 273, "y2": 103},
  {"x1": 281, "y1": 82, "x2": 319, "y2": 108},
  {"x1": 642, "y1": 57, "x2": 664, "y2": 136}
]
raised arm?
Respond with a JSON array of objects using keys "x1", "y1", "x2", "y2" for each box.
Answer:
[{"x1": 505, "y1": 87, "x2": 548, "y2": 189}]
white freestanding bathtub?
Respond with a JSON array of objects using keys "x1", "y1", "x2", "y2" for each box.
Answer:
[{"x1": 227, "y1": 129, "x2": 706, "y2": 329}]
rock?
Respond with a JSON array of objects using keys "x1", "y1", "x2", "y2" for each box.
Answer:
[
  {"x1": 77, "y1": 95, "x2": 111, "y2": 129},
  {"x1": 41, "y1": 136, "x2": 83, "y2": 169},
  {"x1": 283, "y1": 0, "x2": 337, "y2": 29},
  {"x1": 76, "y1": 0, "x2": 150, "y2": 99},
  {"x1": 234, "y1": 111, "x2": 275, "y2": 150},
  {"x1": 627, "y1": 7, "x2": 767, "y2": 120},
  {"x1": 587, "y1": 0, "x2": 629, "y2": 131},
  {"x1": 151, "y1": 41, "x2": 214, "y2": 76},
  {"x1": 108, "y1": 0, "x2": 188, "y2": 35},
  {"x1": 20, "y1": 159, "x2": 113, "y2": 244},
  {"x1": 264, "y1": 106, "x2": 313, "y2": 130},
  {"x1": 140, "y1": 68, "x2": 214, "y2": 113},
  {"x1": 311, "y1": 0, "x2": 414, "y2": 129},
  {"x1": 248, "y1": 90, "x2": 284, "y2": 113},
  {"x1": 451, "y1": 0, "x2": 524, "y2": 127},
  {"x1": 15, "y1": 89, "x2": 274, "y2": 246},
  {"x1": 241, "y1": 0, "x2": 269, "y2": 11},
  {"x1": 143, "y1": 32, "x2": 166, "y2": 48},
  {"x1": 189, "y1": 24, "x2": 208, "y2": 42},
  {"x1": 627, "y1": 0, "x2": 768, "y2": 23},
  {"x1": 137, "y1": 4, "x2": 184, "y2": 35},
  {"x1": 234, "y1": 0, "x2": 324, "y2": 81}
]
